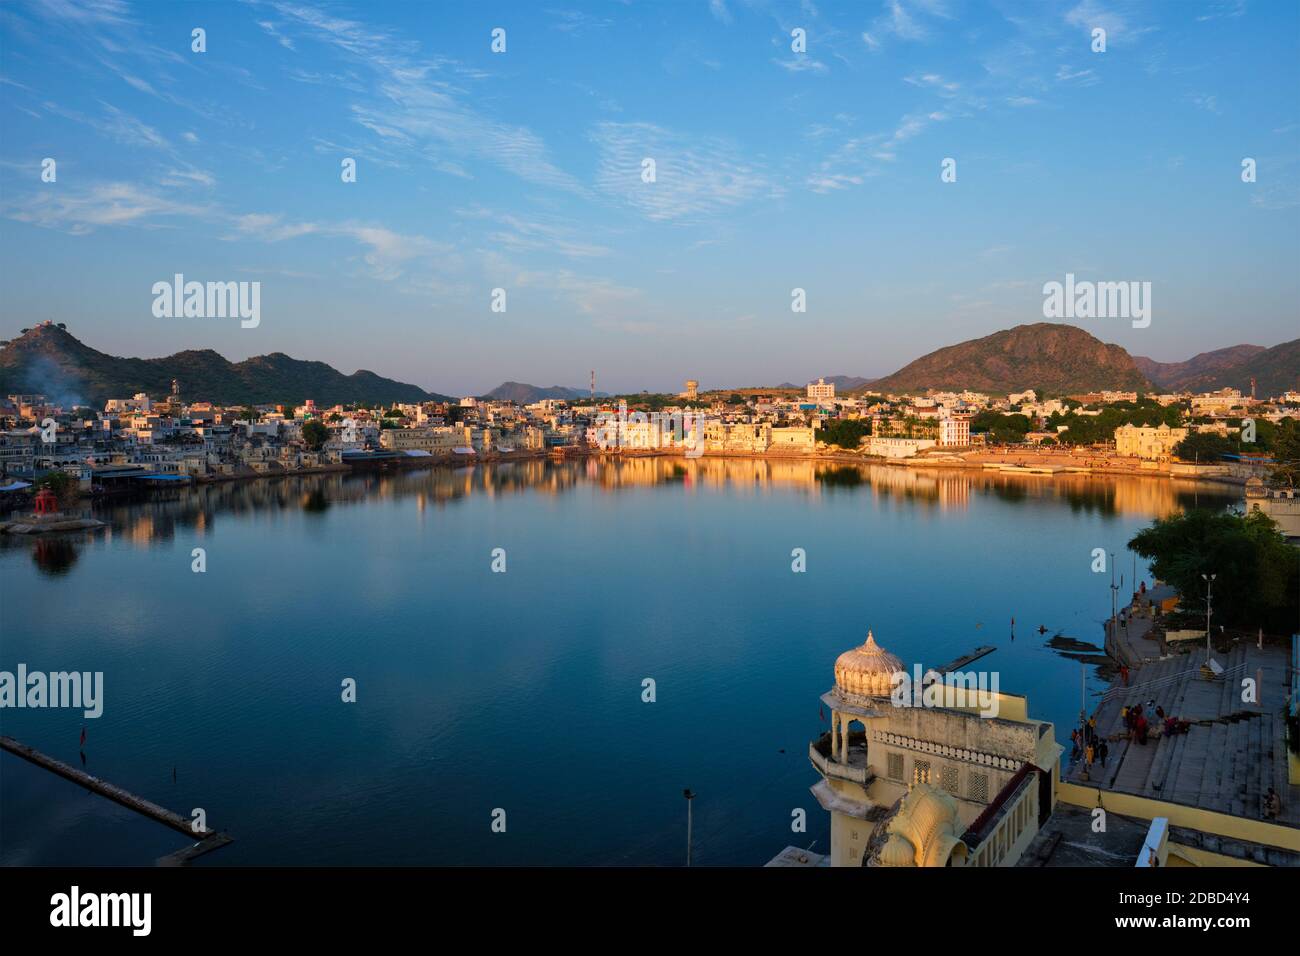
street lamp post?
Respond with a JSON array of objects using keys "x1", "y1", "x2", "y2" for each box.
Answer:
[
  {"x1": 683, "y1": 789, "x2": 695, "y2": 867},
  {"x1": 1201, "y1": 573, "x2": 1216, "y2": 664},
  {"x1": 1109, "y1": 552, "x2": 1118, "y2": 638}
]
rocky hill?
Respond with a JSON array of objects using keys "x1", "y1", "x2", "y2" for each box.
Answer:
[
  {"x1": 867, "y1": 323, "x2": 1152, "y2": 395},
  {"x1": 0, "y1": 324, "x2": 447, "y2": 407}
]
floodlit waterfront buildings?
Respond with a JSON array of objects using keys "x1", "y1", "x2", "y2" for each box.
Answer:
[{"x1": 1114, "y1": 423, "x2": 1189, "y2": 461}]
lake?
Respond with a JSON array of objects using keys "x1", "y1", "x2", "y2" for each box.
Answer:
[{"x1": 0, "y1": 458, "x2": 1240, "y2": 865}]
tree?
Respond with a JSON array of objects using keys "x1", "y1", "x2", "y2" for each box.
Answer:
[
  {"x1": 1269, "y1": 418, "x2": 1300, "y2": 486},
  {"x1": 1128, "y1": 509, "x2": 1300, "y2": 634},
  {"x1": 1173, "y1": 432, "x2": 1235, "y2": 462},
  {"x1": 301, "y1": 419, "x2": 329, "y2": 451},
  {"x1": 34, "y1": 470, "x2": 74, "y2": 500},
  {"x1": 818, "y1": 419, "x2": 870, "y2": 449}
]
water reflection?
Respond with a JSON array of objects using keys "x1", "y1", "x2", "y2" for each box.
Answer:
[
  {"x1": 31, "y1": 537, "x2": 78, "y2": 576},
  {"x1": 0, "y1": 458, "x2": 1241, "y2": 571}
]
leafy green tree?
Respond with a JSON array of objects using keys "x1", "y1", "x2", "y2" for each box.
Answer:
[
  {"x1": 301, "y1": 419, "x2": 329, "y2": 451},
  {"x1": 1270, "y1": 418, "x2": 1300, "y2": 485},
  {"x1": 818, "y1": 419, "x2": 870, "y2": 449},
  {"x1": 34, "y1": 470, "x2": 74, "y2": 500},
  {"x1": 972, "y1": 411, "x2": 1031, "y2": 442},
  {"x1": 1173, "y1": 432, "x2": 1236, "y2": 462},
  {"x1": 1128, "y1": 509, "x2": 1300, "y2": 634}
]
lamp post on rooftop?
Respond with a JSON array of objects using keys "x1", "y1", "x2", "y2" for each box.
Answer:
[{"x1": 1201, "y1": 573, "x2": 1216, "y2": 664}]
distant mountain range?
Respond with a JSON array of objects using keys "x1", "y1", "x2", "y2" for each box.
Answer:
[
  {"x1": 3, "y1": 322, "x2": 1296, "y2": 409},
  {"x1": 481, "y1": 382, "x2": 606, "y2": 403},
  {"x1": 1131, "y1": 345, "x2": 1266, "y2": 391},
  {"x1": 786, "y1": 325, "x2": 1297, "y2": 397},
  {"x1": 0, "y1": 324, "x2": 449, "y2": 407},
  {"x1": 1137, "y1": 340, "x2": 1299, "y2": 396},
  {"x1": 775, "y1": 375, "x2": 877, "y2": 392}
]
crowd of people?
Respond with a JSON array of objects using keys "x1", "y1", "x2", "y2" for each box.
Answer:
[
  {"x1": 1071, "y1": 694, "x2": 1193, "y2": 775},
  {"x1": 1069, "y1": 716, "x2": 1109, "y2": 773}
]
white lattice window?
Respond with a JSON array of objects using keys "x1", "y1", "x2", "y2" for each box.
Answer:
[{"x1": 941, "y1": 765, "x2": 959, "y2": 795}]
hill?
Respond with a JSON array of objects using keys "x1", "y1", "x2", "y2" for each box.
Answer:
[
  {"x1": 868, "y1": 323, "x2": 1151, "y2": 395},
  {"x1": 0, "y1": 324, "x2": 447, "y2": 407},
  {"x1": 1131, "y1": 345, "x2": 1266, "y2": 391},
  {"x1": 1176, "y1": 339, "x2": 1300, "y2": 397},
  {"x1": 482, "y1": 382, "x2": 603, "y2": 403},
  {"x1": 773, "y1": 376, "x2": 876, "y2": 391}
]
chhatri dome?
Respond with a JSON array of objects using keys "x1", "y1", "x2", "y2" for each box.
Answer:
[{"x1": 834, "y1": 630, "x2": 904, "y2": 698}]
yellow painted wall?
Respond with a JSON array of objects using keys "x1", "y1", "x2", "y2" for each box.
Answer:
[
  {"x1": 1058, "y1": 781, "x2": 1300, "y2": 853},
  {"x1": 1167, "y1": 843, "x2": 1265, "y2": 868}
]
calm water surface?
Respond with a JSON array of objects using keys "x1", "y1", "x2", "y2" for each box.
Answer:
[{"x1": 0, "y1": 458, "x2": 1239, "y2": 865}]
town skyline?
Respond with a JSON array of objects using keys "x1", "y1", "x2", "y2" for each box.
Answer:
[
  {"x1": 4, "y1": 318, "x2": 1296, "y2": 404},
  {"x1": 2, "y1": 1, "x2": 1298, "y2": 395}
]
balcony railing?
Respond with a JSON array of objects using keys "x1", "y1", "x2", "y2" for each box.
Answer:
[
  {"x1": 957, "y1": 764, "x2": 1040, "y2": 868},
  {"x1": 809, "y1": 731, "x2": 873, "y2": 785}
]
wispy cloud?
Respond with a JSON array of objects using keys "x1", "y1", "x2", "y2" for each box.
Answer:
[
  {"x1": 458, "y1": 206, "x2": 612, "y2": 259},
  {"x1": 1056, "y1": 65, "x2": 1099, "y2": 86},
  {"x1": 1064, "y1": 1, "x2": 1154, "y2": 46},
  {"x1": 3, "y1": 182, "x2": 208, "y2": 234},
  {"x1": 256, "y1": 20, "x2": 297, "y2": 51},
  {"x1": 904, "y1": 72, "x2": 960, "y2": 95},
  {"x1": 547, "y1": 9, "x2": 613, "y2": 35},
  {"x1": 774, "y1": 57, "x2": 829, "y2": 74},
  {"x1": 1196, "y1": 0, "x2": 1248, "y2": 22},
  {"x1": 592, "y1": 121, "x2": 780, "y2": 222},
  {"x1": 808, "y1": 110, "x2": 945, "y2": 191},
  {"x1": 515, "y1": 269, "x2": 644, "y2": 317},
  {"x1": 268, "y1": 1, "x2": 583, "y2": 193}
]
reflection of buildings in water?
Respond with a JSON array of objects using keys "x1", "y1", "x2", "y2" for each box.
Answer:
[
  {"x1": 32, "y1": 536, "x2": 78, "y2": 575},
  {"x1": 72, "y1": 459, "x2": 1244, "y2": 549},
  {"x1": 129, "y1": 513, "x2": 157, "y2": 547},
  {"x1": 937, "y1": 473, "x2": 969, "y2": 511}
]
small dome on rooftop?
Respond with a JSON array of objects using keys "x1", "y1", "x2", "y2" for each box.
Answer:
[{"x1": 834, "y1": 631, "x2": 904, "y2": 698}]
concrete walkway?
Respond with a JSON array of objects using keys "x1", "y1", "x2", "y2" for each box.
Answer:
[{"x1": 1065, "y1": 640, "x2": 1298, "y2": 830}]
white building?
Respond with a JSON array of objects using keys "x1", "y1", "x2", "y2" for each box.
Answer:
[
  {"x1": 868, "y1": 436, "x2": 936, "y2": 459},
  {"x1": 808, "y1": 378, "x2": 836, "y2": 402},
  {"x1": 939, "y1": 414, "x2": 971, "y2": 448}
]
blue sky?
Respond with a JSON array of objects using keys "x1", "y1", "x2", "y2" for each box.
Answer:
[{"x1": 1, "y1": 0, "x2": 1297, "y2": 396}]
